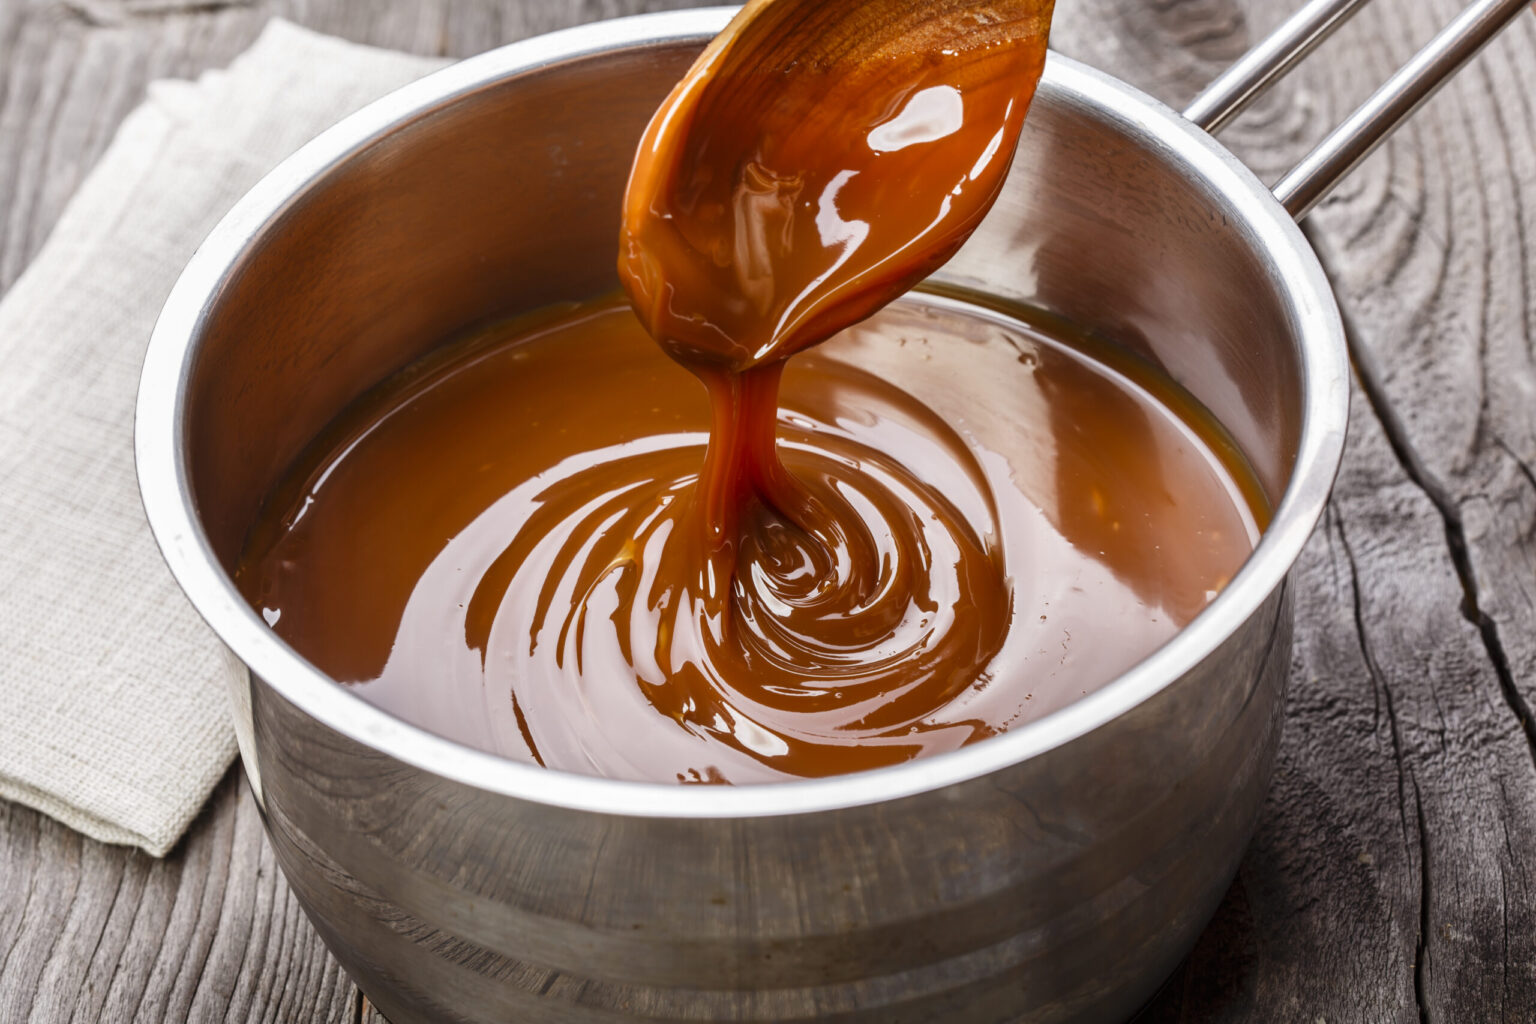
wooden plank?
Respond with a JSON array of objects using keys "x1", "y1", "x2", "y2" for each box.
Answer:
[
  {"x1": 1103, "y1": 2, "x2": 1536, "y2": 1020},
  {"x1": 0, "y1": 777, "x2": 356, "y2": 1023},
  {"x1": 0, "y1": 0, "x2": 1532, "y2": 1021}
]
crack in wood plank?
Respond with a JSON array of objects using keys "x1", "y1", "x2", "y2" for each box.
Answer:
[
  {"x1": 59, "y1": 0, "x2": 253, "y2": 29},
  {"x1": 1311, "y1": 221, "x2": 1536, "y2": 776},
  {"x1": 1333, "y1": 506, "x2": 1414, "y2": 858}
]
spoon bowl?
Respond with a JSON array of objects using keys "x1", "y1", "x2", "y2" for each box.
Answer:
[{"x1": 619, "y1": 0, "x2": 1055, "y2": 371}]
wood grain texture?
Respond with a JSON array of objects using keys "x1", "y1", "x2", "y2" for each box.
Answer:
[
  {"x1": 0, "y1": 0, "x2": 1532, "y2": 1021},
  {"x1": 1109, "y1": 2, "x2": 1536, "y2": 1020}
]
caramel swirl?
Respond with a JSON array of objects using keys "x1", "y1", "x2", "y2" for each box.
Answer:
[{"x1": 236, "y1": 298, "x2": 1261, "y2": 782}]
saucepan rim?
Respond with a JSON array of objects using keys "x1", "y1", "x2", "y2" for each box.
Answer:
[{"x1": 135, "y1": 6, "x2": 1349, "y2": 820}]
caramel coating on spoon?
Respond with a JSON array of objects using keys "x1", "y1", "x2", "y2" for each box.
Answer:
[{"x1": 619, "y1": 0, "x2": 1056, "y2": 370}]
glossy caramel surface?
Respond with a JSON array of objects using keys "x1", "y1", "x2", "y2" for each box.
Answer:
[{"x1": 236, "y1": 294, "x2": 1262, "y2": 782}]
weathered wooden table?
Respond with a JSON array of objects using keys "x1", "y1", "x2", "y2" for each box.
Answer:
[{"x1": 2, "y1": 0, "x2": 1532, "y2": 1020}]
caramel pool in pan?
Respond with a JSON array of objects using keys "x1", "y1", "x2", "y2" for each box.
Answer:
[{"x1": 236, "y1": 292, "x2": 1263, "y2": 783}]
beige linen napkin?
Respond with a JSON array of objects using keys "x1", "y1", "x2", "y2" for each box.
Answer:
[{"x1": 0, "y1": 21, "x2": 446, "y2": 856}]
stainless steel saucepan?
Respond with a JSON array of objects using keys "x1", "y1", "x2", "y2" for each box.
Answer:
[{"x1": 134, "y1": 1, "x2": 1530, "y2": 1020}]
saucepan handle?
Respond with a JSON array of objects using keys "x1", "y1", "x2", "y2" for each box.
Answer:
[{"x1": 1182, "y1": 0, "x2": 1532, "y2": 220}]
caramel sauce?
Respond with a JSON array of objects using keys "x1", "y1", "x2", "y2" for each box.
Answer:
[
  {"x1": 235, "y1": 294, "x2": 1262, "y2": 782},
  {"x1": 235, "y1": 0, "x2": 1265, "y2": 782}
]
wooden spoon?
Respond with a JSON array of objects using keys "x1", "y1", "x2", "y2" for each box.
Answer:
[{"x1": 618, "y1": 0, "x2": 1056, "y2": 374}]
